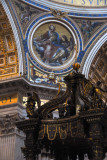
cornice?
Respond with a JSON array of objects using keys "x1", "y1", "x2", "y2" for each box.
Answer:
[
  {"x1": 0, "y1": 76, "x2": 62, "y2": 90},
  {"x1": 0, "y1": 76, "x2": 65, "y2": 100},
  {"x1": 0, "y1": 102, "x2": 25, "y2": 109}
]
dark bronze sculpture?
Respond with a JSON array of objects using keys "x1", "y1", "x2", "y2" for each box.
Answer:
[
  {"x1": 16, "y1": 63, "x2": 107, "y2": 160},
  {"x1": 25, "y1": 92, "x2": 41, "y2": 118}
]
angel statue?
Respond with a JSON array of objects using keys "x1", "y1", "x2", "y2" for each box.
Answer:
[{"x1": 25, "y1": 92, "x2": 41, "y2": 118}]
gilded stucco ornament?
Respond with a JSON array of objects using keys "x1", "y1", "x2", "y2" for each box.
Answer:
[{"x1": 50, "y1": 8, "x2": 68, "y2": 19}]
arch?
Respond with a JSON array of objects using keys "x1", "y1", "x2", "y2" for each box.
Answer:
[
  {"x1": 21, "y1": 0, "x2": 107, "y2": 18},
  {"x1": 82, "y1": 32, "x2": 107, "y2": 78},
  {"x1": 1, "y1": 0, "x2": 24, "y2": 75}
]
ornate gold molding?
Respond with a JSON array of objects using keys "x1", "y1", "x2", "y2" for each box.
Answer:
[
  {"x1": 50, "y1": 8, "x2": 68, "y2": 19},
  {"x1": 0, "y1": 4, "x2": 19, "y2": 80}
]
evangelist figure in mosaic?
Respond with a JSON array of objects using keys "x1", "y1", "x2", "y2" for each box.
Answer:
[{"x1": 33, "y1": 25, "x2": 75, "y2": 66}]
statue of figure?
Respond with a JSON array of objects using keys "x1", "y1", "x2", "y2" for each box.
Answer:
[
  {"x1": 89, "y1": 81, "x2": 107, "y2": 108},
  {"x1": 26, "y1": 92, "x2": 41, "y2": 118}
]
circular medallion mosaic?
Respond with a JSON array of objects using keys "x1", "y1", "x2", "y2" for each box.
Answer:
[{"x1": 29, "y1": 20, "x2": 79, "y2": 73}]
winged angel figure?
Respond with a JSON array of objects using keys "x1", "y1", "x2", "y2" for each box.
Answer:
[
  {"x1": 26, "y1": 92, "x2": 41, "y2": 118},
  {"x1": 15, "y1": 1, "x2": 39, "y2": 24}
]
